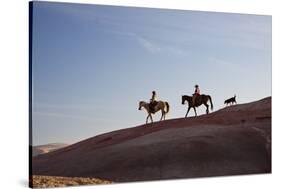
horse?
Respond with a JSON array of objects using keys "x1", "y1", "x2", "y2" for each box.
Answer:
[
  {"x1": 181, "y1": 95, "x2": 213, "y2": 117},
  {"x1": 138, "y1": 100, "x2": 170, "y2": 124}
]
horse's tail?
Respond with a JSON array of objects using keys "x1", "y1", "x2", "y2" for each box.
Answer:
[
  {"x1": 165, "y1": 102, "x2": 170, "y2": 114},
  {"x1": 208, "y1": 95, "x2": 214, "y2": 110}
]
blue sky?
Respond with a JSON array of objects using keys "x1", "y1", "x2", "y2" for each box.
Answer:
[{"x1": 31, "y1": 2, "x2": 271, "y2": 145}]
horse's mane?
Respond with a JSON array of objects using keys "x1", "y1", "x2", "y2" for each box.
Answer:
[
  {"x1": 139, "y1": 100, "x2": 148, "y2": 104},
  {"x1": 183, "y1": 94, "x2": 207, "y2": 98}
]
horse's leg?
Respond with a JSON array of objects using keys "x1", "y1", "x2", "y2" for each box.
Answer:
[
  {"x1": 185, "y1": 107, "x2": 191, "y2": 118},
  {"x1": 146, "y1": 115, "x2": 149, "y2": 124},
  {"x1": 150, "y1": 114, "x2": 153, "y2": 123},
  {"x1": 204, "y1": 103, "x2": 209, "y2": 114},
  {"x1": 193, "y1": 107, "x2": 197, "y2": 116},
  {"x1": 162, "y1": 106, "x2": 166, "y2": 120},
  {"x1": 162, "y1": 109, "x2": 166, "y2": 121},
  {"x1": 160, "y1": 110, "x2": 164, "y2": 121}
]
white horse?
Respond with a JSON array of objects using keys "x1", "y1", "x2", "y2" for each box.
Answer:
[{"x1": 138, "y1": 101, "x2": 170, "y2": 124}]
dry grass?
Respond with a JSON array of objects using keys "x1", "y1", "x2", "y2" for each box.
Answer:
[{"x1": 31, "y1": 175, "x2": 112, "y2": 188}]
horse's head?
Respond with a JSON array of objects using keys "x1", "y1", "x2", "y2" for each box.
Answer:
[
  {"x1": 181, "y1": 96, "x2": 186, "y2": 105},
  {"x1": 138, "y1": 101, "x2": 144, "y2": 110}
]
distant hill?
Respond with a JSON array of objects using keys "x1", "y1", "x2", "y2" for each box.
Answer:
[
  {"x1": 32, "y1": 97, "x2": 271, "y2": 183},
  {"x1": 32, "y1": 143, "x2": 68, "y2": 157}
]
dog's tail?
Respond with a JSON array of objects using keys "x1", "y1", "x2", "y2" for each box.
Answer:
[
  {"x1": 234, "y1": 94, "x2": 236, "y2": 98},
  {"x1": 208, "y1": 95, "x2": 214, "y2": 110}
]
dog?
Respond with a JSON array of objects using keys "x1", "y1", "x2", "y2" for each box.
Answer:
[{"x1": 224, "y1": 95, "x2": 237, "y2": 106}]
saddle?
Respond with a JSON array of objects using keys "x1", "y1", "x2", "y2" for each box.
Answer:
[
  {"x1": 192, "y1": 94, "x2": 200, "y2": 106},
  {"x1": 149, "y1": 101, "x2": 158, "y2": 113}
]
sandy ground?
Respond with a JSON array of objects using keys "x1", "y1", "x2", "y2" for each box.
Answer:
[
  {"x1": 32, "y1": 97, "x2": 271, "y2": 184},
  {"x1": 31, "y1": 175, "x2": 112, "y2": 188}
]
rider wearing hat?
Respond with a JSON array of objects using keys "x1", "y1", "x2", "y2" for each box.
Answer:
[
  {"x1": 151, "y1": 91, "x2": 157, "y2": 102},
  {"x1": 149, "y1": 91, "x2": 157, "y2": 112},
  {"x1": 192, "y1": 85, "x2": 200, "y2": 106}
]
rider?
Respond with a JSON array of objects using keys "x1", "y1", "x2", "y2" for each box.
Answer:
[
  {"x1": 149, "y1": 91, "x2": 157, "y2": 112},
  {"x1": 192, "y1": 85, "x2": 200, "y2": 106}
]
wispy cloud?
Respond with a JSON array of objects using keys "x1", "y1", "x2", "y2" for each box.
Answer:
[
  {"x1": 110, "y1": 30, "x2": 188, "y2": 56},
  {"x1": 50, "y1": 5, "x2": 189, "y2": 56},
  {"x1": 99, "y1": 23, "x2": 188, "y2": 55},
  {"x1": 136, "y1": 37, "x2": 161, "y2": 53},
  {"x1": 138, "y1": 36, "x2": 188, "y2": 56},
  {"x1": 207, "y1": 57, "x2": 237, "y2": 67}
]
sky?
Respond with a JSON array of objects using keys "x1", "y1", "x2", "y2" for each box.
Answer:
[{"x1": 31, "y1": 2, "x2": 271, "y2": 145}]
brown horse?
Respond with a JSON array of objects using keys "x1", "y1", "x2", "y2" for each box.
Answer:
[
  {"x1": 181, "y1": 95, "x2": 213, "y2": 117},
  {"x1": 138, "y1": 101, "x2": 170, "y2": 124}
]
